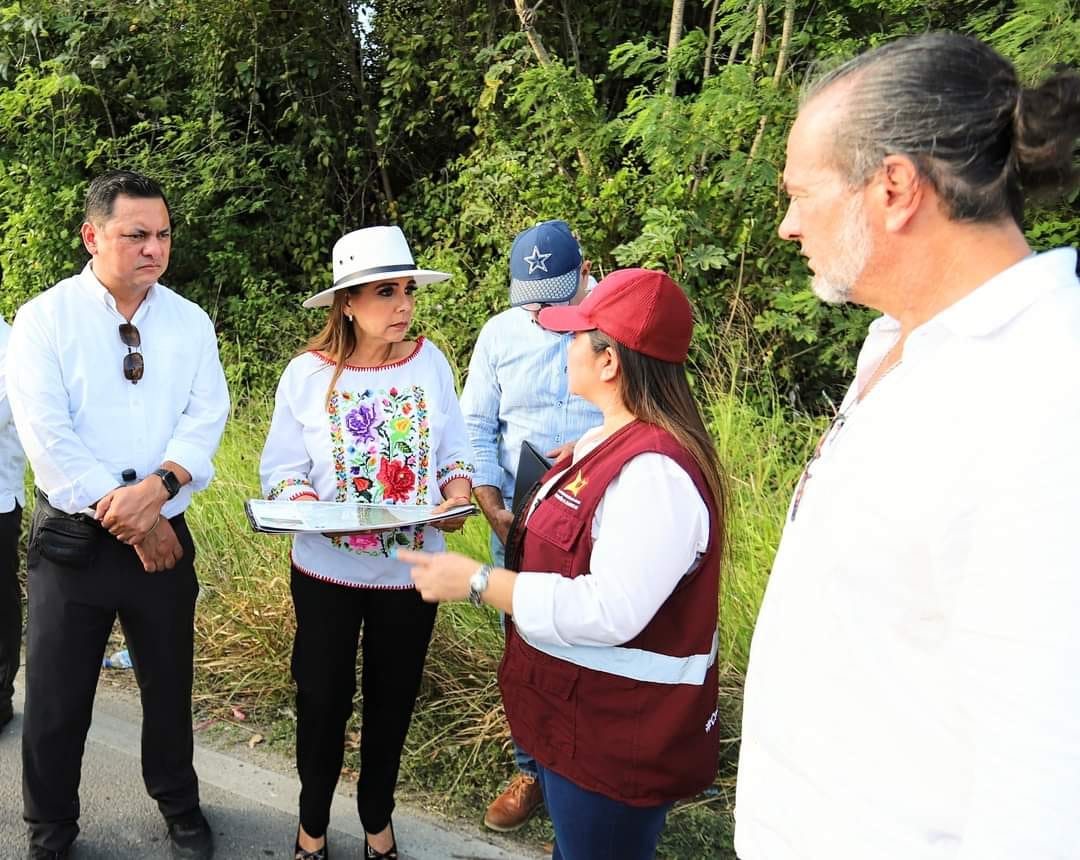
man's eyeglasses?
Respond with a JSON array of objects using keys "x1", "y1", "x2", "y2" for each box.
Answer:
[{"x1": 119, "y1": 323, "x2": 144, "y2": 384}]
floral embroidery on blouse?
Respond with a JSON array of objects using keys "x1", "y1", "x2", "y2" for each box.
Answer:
[
  {"x1": 437, "y1": 459, "x2": 474, "y2": 487},
  {"x1": 326, "y1": 385, "x2": 431, "y2": 557},
  {"x1": 268, "y1": 477, "x2": 316, "y2": 500}
]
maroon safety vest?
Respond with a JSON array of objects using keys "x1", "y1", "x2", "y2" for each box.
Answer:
[{"x1": 499, "y1": 420, "x2": 721, "y2": 806}]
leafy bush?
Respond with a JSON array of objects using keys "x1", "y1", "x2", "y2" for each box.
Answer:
[{"x1": 2, "y1": 1, "x2": 1075, "y2": 405}]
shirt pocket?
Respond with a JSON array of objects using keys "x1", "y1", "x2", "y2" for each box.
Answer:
[
  {"x1": 148, "y1": 332, "x2": 200, "y2": 394},
  {"x1": 524, "y1": 500, "x2": 589, "y2": 573}
]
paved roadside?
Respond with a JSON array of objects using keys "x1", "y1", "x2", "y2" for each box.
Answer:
[{"x1": 0, "y1": 677, "x2": 544, "y2": 860}]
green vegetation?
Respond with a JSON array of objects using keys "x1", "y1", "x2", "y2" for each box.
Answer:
[
  {"x1": 2, "y1": 1, "x2": 1076, "y2": 856},
  {"x1": 2, "y1": 1, "x2": 1075, "y2": 398}
]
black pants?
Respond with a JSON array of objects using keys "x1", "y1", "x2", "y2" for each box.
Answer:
[
  {"x1": 22, "y1": 502, "x2": 201, "y2": 853},
  {"x1": 0, "y1": 504, "x2": 23, "y2": 710},
  {"x1": 290, "y1": 567, "x2": 437, "y2": 837}
]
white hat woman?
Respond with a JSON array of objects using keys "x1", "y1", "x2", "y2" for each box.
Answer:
[{"x1": 259, "y1": 226, "x2": 475, "y2": 859}]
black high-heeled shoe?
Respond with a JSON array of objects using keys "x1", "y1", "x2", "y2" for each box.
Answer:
[
  {"x1": 363, "y1": 820, "x2": 397, "y2": 860},
  {"x1": 294, "y1": 827, "x2": 328, "y2": 860}
]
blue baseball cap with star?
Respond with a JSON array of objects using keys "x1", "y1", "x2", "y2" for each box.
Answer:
[{"x1": 508, "y1": 220, "x2": 583, "y2": 307}]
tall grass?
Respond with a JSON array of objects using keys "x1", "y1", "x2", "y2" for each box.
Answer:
[
  {"x1": 183, "y1": 362, "x2": 819, "y2": 858},
  {"x1": 707, "y1": 367, "x2": 820, "y2": 676},
  {"x1": 185, "y1": 398, "x2": 296, "y2": 709}
]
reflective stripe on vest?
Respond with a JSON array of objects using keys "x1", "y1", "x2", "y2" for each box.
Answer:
[{"x1": 517, "y1": 627, "x2": 719, "y2": 686}]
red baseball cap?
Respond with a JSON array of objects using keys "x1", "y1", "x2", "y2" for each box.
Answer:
[{"x1": 537, "y1": 268, "x2": 693, "y2": 363}]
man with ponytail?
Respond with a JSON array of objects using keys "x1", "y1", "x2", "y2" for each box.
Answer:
[{"x1": 736, "y1": 33, "x2": 1080, "y2": 859}]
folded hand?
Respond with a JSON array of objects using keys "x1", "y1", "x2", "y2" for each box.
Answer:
[
  {"x1": 97, "y1": 480, "x2": 166, "y2": 544},
  {"x1": 133, "y1": 517, "x2": 184, "y2": 573}
]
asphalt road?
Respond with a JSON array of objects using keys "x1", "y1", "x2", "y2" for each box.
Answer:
[{"x1": 0, "y1": 677, "x2": 542, "y2": 860}]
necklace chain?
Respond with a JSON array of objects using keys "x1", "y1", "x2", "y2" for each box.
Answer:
[
  {"x1": 857, "y1": 351, "x2": 903, "y2": 404},
  {"x1": 790, "y1": 353, "x2": 903, "y2": 522}
]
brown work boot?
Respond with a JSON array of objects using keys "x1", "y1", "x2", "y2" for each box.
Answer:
[{"x1": 483, "y1": 773, "x2": 544, "y2": 832}]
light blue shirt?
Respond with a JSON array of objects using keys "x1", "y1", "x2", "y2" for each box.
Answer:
[{"x1": 460, "y1": 307, "x2": 602, "y2": 507}]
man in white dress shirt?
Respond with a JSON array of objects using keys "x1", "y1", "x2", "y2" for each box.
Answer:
[
  {"x1": 8, "y1": 170, "x2": 229, "y2": 860},
  {"x1": 0, "y1": 299, "x2": 27, "y2": 731},
  {"x1": 735, "y1": 34, "x2": 1080, "y2": 859}
]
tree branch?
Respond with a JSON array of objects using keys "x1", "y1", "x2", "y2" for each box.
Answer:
[
  {"x1": 345, "y1": 4, "x2": 395, "y2": 215},
  {"x1": 750, "y1": 0, "x2": 767, "y2": 66},
  {"x1": 692, "y1": 0, "x2": 722, "y2": 195},
  {"x1": 560, "y1": 0, "x2": 581, "y2": 74},
  {"x1": 702, "y1": 0, "x2": 721, "y2": 82},
  {"x1": 666, "y1": 0, "x2": 687, "y2": 96},
  {"x1": 514, "y1": 0, "x2": 552, "y2": 66},
  {"x1": 773, "y1": 0, "x2": 795, "y2": 85},
  {"x1": 511, "y1": 0, "x2": 591, "y2": 176}
]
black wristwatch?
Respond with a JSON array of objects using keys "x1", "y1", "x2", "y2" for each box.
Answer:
[{"x1": 153, "y1": 468, "x2": 182, "y2": 500}]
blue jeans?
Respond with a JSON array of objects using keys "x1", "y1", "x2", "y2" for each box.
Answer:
[
  {"x1": 491, "y1": 532, "x2": 537, "y2": 778},
  {"x1": 536, "y1": 764, "x2": 671, "y2": 860}
]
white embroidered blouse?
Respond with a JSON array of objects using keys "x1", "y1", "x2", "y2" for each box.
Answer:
[{"x1": 259, "y1": 337, "x2": 474, "y2": 589}]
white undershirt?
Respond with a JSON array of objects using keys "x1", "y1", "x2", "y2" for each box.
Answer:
[{"x1": 511, "y1": 425, "x2": 710, "y2": 647}]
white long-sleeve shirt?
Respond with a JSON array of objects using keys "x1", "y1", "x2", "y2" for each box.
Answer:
[
  {"x1": 259, "y1": 339, "x2": 475, "y2": 589},
  {"x1": 512, "y1": 425, "x2": 711, "y2": 647},
  {"x1": 0, "y1": 317, "x2": 26, "y2": 513},
  {"x1": 7, "y1": 263, "x2": 229, "y2": 517},
  {"x1": 735, "y1": 248, "x2": 1080, "y2": 859}
]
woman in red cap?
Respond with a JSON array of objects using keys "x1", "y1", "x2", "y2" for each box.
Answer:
[{"x1": 400, "y1": 268, "x2": 724, "y2": 859}]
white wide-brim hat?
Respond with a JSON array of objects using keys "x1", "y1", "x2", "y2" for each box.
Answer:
[{"x1": 302, "y1": 225, "x2": 451, "y2": 308}]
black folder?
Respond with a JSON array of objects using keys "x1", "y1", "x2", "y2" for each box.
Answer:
[{"x1": 511, "y1": 440, "x2": 553, "y2": 515}]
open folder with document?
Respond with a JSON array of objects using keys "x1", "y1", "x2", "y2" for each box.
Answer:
[{"x1": 245, "y1": 499, "x2": 477, "y2": 534}]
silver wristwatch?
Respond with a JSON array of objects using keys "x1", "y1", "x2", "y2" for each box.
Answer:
[{"x1": 468, "y1": 564, "x2": 493, "y2": 607}]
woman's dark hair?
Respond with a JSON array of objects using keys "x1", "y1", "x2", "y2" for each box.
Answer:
[
  {"x1": 85, "y1": 170, "x2": 171, "y2": 224},
  {"x1": 805, "y1": 33, "x2": 1080, "y2": 225},
  {"x1": 305, "y1": 284, "x2": 364, "y2": 407},
  {"x1": 588, "y1": 331, "x2": 726, "y2": 558}
]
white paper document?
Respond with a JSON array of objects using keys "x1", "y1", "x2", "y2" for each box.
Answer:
[{"x1": 245, "y1": 499, "x2": 477, "y2": 534}]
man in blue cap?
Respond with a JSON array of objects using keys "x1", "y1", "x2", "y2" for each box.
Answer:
[{"x1": 460, "y1": 220, "x2": 601, "y2": 831}]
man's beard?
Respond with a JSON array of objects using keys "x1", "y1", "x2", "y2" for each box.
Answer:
[{"x1": 811, "y1": 196, "x2": 872, "y2": 305}]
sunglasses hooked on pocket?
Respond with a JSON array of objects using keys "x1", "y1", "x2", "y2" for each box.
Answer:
[{"x1": 119, "y1": 322, "x2": 144, "y2": 384}]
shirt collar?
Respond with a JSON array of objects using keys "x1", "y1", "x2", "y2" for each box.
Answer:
[
  {"x1": 927, "y1": 248, "x2": 1077, "y2": 338},
  {"x1": 866, "y1": 248, "x2": 1078, "y2": 340},
  {"x1": 79, "y1": 261, "x2": 159, "y2": 314}
]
